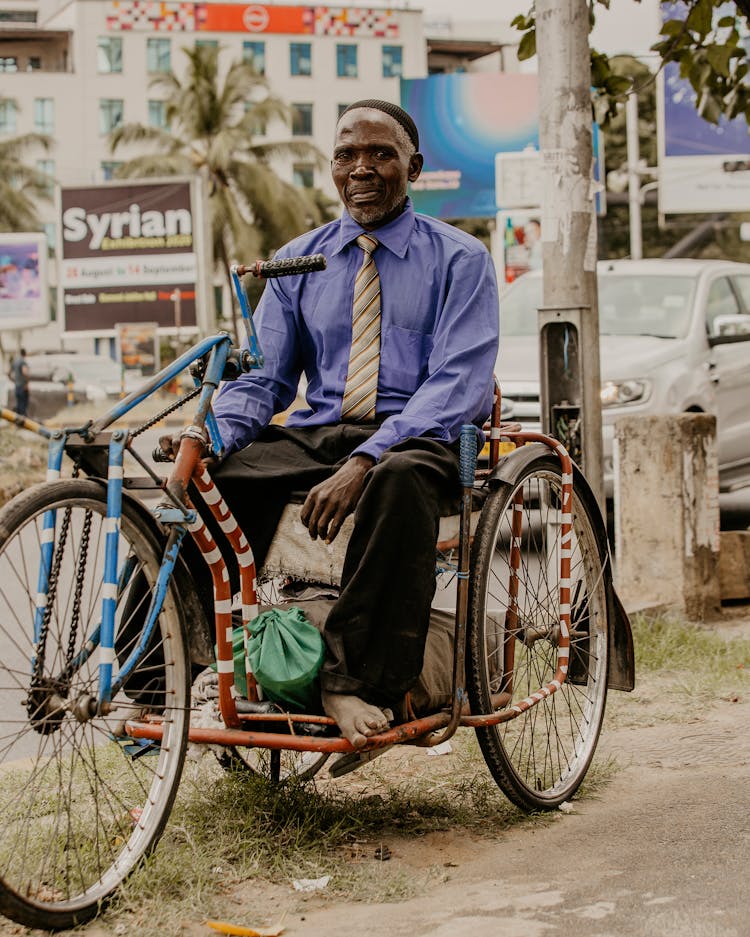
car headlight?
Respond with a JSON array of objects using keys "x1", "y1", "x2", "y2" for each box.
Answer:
[{"x1": 600, "y1": 379, "x2": 650, "y2": 408}]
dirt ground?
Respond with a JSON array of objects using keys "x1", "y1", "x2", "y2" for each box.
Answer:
[{"x1": 192, "y1": 609, "x2": 750, "y2": 937}]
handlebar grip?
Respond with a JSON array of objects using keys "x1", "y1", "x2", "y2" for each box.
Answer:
[
  {"x1": 459, "y1": 425, "x2": 478, "y2": 488},
  {"x1": 235, "y1": 254, "x2": 327, "y2": 279},
  {"x1": 152, "y1": 446, "x2": 173, "y2": 463}
]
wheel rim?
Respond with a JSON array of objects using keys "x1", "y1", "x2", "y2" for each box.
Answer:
[
  {"x1": 0, "y1": 490, "x2": 188, "y2": 924},
  {"x1": 475, "y1": 468, "x2": 608, "y2": 805}
]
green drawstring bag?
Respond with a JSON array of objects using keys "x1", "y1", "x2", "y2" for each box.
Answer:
[{"x1": 246, "y1": 606, "x2": 325, "y2": 710}]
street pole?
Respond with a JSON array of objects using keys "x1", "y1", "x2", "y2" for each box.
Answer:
[
  {"x1": 536, "y1": 0, "x2": 604, "y2": 509},
  {"x1": 626, "y1": 92, "x2": 643, "y2": 260}
]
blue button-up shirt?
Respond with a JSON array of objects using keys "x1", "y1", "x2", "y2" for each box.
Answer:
[{"x1": 213, "y1": 199, "x2": 500, "y2": 462}]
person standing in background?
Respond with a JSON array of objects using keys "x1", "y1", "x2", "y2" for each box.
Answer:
[{"x1": 10, "y1": 348, "x2": 29, "y2": 416}]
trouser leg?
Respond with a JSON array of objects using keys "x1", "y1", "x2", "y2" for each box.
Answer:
[{"x1": 320, "y1": 437, "x2": 461, "y2": 708}]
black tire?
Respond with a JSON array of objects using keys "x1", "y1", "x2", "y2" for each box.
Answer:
[
  {"x1": 467, "y1": 454, "x2": 609, "y2": 811},
  {"x1": 0, "y1": 480, "x2": 190, "y2": 930}
]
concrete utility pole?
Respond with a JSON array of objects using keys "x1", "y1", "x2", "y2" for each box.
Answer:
[{"x1": 536, "y1": 0, "x2": 604, "y2": 508}]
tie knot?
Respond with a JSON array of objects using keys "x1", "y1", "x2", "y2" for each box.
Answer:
[{"x1": 356, "y1": 234, "x2": 378, "y2": 255}]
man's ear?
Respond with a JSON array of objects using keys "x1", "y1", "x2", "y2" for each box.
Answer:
[{"x1": 408, "y1": 152, "x2": 424, "y2": 182}]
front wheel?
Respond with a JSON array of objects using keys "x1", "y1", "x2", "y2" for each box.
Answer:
[
  {"x1": 467, "y1": 454, "x2": 609, "y2": 811},
  {"x1": 0, "y1": 480, "x2": 190, "y2": 930}
]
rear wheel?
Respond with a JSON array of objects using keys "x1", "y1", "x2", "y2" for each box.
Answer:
[
  {"x1": 467, "y1": 454, "x2": 609, "y2": 811},
  {"x1": 0, "y1": 480, "x2": 189, "y2": 929}
]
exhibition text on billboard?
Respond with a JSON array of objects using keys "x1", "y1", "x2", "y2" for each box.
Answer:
[{"x1": 59, "y1": 180, "x2": 198, "y2": 333}]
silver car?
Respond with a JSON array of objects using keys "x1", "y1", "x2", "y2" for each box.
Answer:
[{"x1": 497, "y1": 258, "x2": 750, "y2": 495}]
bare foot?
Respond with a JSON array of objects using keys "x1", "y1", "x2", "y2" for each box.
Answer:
[{"x1": 322, "y1": 691, "x2": 391, "y2": 749}]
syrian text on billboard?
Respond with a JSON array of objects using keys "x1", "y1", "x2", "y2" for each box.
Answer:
[
  {"x1": 59, "y1": 179, "x2": 199, "y2": 333},
  {"x1": 0, "y1": 233, "x2": 50, "y2": 332}
]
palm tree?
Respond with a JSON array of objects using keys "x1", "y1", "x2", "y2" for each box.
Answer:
[
  {"x1": 0, "y1": 96, "x2": 53, "y2": 232},
  {"x1": 109, "y1": 44, "x2": 334, "y2": 339}
]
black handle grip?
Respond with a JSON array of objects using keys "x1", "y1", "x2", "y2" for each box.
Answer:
[
  {"x1": 235, "y1": 254, "x2": 327, "y2": 279},
  {"x1": 152, "y1": 446, "x2": 173, "y2": 463}
]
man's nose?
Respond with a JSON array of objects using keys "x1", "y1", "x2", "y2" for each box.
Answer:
[{"x1": 350, "y1": 154, "x2": 375, "y2": 173}]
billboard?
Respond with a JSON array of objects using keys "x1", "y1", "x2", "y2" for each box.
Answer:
[
  {"x1": 401, "y1": 73, "x2": 540, "y2": 218},
  {"x1": 58, "y1": 178, "x2": 210, "y2": 335},
  {"x1": 106, "y1": 2, "x2": 399, "y2": 37},
  {"x1": 0, "y1": 233, "x2": 49, "y2": 332},
  {"x1": 658, "y1": 2, "x2": 750, "y2": 213}
]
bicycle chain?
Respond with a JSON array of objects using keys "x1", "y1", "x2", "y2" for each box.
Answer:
[
  {"x1": 63, "y1": 506, "x2": 92, "y2": 683},
  {"x1": 129, "y1": 386, "x2": 202, "y2": 439}
]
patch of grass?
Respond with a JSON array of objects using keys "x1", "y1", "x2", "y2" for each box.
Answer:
[
  {"x1": 80, "y1": 735, "x2": 539, "y2": 937},
  {"x1": 632, "y1": 612, "x2": 750, "y2": 686}
]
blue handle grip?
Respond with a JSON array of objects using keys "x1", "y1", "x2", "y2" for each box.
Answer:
[{"x1": 459, "y1": 424, "x2": 478, "y2": 488}]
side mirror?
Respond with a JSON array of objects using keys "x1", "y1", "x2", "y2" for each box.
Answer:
[{"x1": 708, "y1": 314, "x2": 750, "y2": 345}]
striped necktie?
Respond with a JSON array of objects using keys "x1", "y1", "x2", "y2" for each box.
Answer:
[{"x1": 341, "y1": 234, "x2": 381, "y2": 421}]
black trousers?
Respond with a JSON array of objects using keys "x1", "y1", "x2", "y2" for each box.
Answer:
[{"x1": 208, "y1": 424, "x2": 462, "y2": 709}]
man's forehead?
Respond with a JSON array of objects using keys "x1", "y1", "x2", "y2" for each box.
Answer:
[{"x1": 335, "y1": 108, "x2": 400, "y2": 143}]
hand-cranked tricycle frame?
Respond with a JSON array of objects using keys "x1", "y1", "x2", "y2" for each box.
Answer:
[{"x1": 0, "y1": 254, "x2": 633, "y2": 930}]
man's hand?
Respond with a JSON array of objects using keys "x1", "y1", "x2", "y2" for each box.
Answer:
[
  {"x1": 156, "y1": 429, "x2": 217, "y2": 466},
  {"x1": 300, "y1": 454, "x2": 375, "y2": 543}
]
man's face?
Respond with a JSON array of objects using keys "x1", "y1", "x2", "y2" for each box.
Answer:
[{"x1": 331, "y1": 110, "x2": 423, "y2": 229}]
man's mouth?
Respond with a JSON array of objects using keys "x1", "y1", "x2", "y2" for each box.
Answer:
[{"x1": 348, "y1": 187, "x2": 381, "y2": 203}]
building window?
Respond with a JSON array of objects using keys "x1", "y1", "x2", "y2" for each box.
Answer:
[
  {"x1": 0, "y1": 56, "x2": 18, "y2": 73},
  {"x1": 148, "y1": 100, "x2": 169, "y2": 129},
  {"x1": 147, "y1": 38, "x2": 171, "y2": 74},
  {"x1": 382, "y1": 45, "x2": 403, "y2": 78},
  {"x1": 244, "y1": 103, "x2": 266, "y2": 136},
  {"x1": 242, "y1": 40, "x2": 265, "y2": 75},
  {"x1": 36, "y1": 159, "x2": 55, "y2": 196},
  {"x1": 0, "y1": 99, "x2": 17, "y2": 133},
  {"x1": 99, "y1": 98, "x2": 124, "y2": 134},
  {"x1": 27, "y1": 56, "x2": 41, "y2": 71},
  {"x1": 336, "y1": 44, "x2": 358, "y2": 78},
  {"x1": 101, "y1": 160, "x2": 123, "y2": 181},
  {"x1": 291, "y1": 103, "x2": 313, "y2": 137},
  {"x1": 290, "y1": 42, "x2": 311, "y2": 76},
  {"x1": 338, "y1": 103, "x2": 350, "y2": 119},
  {"x1": 34, "y1": 98, "x2": 54, "y2": 134},
  {"x1": 0, "y1": 10, "x2": 36, "y2": 22},
  {"x1": 293, "y1": 164, "x2": 315, "y2": 189},
  {"x1": 196, "y1": 39, "x2": 218, "y2": 50},
  {"x1": 97, "y1": 37, "x2": 123, "y2": 74}
]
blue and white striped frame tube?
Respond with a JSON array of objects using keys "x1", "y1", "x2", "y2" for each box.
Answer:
[{"x1": 97, "y1": 430, "x2": 127, "y2": 702}]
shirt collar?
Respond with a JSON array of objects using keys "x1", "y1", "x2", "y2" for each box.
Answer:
[{"x1": 332, "y1": 197, "x2": 416, "y2": 259}]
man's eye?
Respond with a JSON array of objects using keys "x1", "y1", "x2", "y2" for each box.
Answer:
[
  {"x1": 334, "y1": 152, "x2": 353, "y2": 164},
  {"x1": 374, "y1": 150, "x2": 392, "y2": 160}
]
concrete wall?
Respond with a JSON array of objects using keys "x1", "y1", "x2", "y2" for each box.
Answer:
[{"x1": 613, "y1": 413, "x2": 722, "y2": 621}]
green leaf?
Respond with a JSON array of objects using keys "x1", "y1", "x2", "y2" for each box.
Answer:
[
  {"x1": 706, "y1": 43, "x2": 732, "y2": 76},
  {"x1": 697, "y1": 89, "x2": 722, "y2": 125},
  {"x1": 604, "y1": 75, "x2": 634, "y2": 95},
  {"x1": 517, "y1": 29, "x2": 537, "y2": 61},
  {"x1": 660, "y1": 18, "x2": 686, "y2": 37},
  {"x1": 685, "y1": 0, "x2": 714, "y2": 37}
]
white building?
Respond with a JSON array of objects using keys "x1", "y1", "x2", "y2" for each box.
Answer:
[{"x1": 1, "y1": 2, "x2": 430, "y2": 208}]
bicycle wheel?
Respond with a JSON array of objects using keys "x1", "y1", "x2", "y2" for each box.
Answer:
[
  {"x1": 467, "y1": 453, "x2": 609, "y2": 811},
  {"x1": 0, "y1": 480, "x2": 190, "y2": 929}
]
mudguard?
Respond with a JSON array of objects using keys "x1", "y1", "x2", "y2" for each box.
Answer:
[{"x1": 487, "y1": 444, "x2": 635, "y2": 692}]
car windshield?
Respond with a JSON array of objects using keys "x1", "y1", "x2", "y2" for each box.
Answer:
[{"x1": 500, "y1": 273, "x2": 696, "y2": 339}]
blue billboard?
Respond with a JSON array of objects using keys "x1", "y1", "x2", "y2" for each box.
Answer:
[{"x1": 401, "y1": 72, "x2": 540, "y2": 218}]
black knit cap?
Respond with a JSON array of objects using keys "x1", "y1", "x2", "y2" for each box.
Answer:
[{"x1": 338, "y1": 99, "x2": 419, "y2": 150}]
